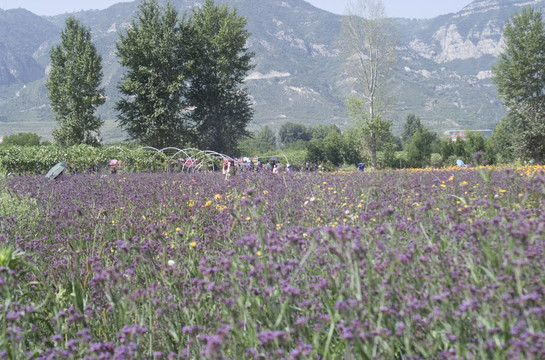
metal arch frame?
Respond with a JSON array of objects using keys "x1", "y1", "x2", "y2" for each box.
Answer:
[
  {"x1": 110, "y1": 147, "x2": 289, "y2": 173},
  {"x1": 192, "y1": 150, "x2": 236, "y2": 172},
  {"x1": 258, "y1": 153, "x2": 290, "y2": 164},
  {"x1": 139, "y1": 147, "x2": 236, "y2": 172}
]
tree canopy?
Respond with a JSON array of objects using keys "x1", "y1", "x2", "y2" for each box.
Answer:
[
  {"x1": 46, "y1": 17, "x2": 105, "y2": 147},
  {"x1": 492, "y1": 6, "x2": 545, "y2": 163},
  {"x1": 1, "y1": 133, "x2": 41, "y2": 147},
  {"x1": 185, "y1": 0, "x2": 254, "y2": 155},
  {"x1": 279, "y1": 122, "x2": 311, "y2": 145},
  {"x1": 115, "y1": 0, "x2": 254, "y2": 153},
  {"x1": 116, "y1": 0, "x2": 193, "y2": 149}
]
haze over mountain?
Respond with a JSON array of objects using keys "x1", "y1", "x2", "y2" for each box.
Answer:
[{"x1": 0, "y1": 0, "x2": 540, "y2": 142}]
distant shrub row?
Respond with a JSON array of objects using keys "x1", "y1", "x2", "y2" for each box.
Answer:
[{"x1": 0, "y1": 145, "x2": 172, "y2": 175}]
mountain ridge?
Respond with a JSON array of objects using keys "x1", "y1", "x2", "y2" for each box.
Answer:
[{"x1": 1, "y1": 0, "x2": 543, "y2": 142}]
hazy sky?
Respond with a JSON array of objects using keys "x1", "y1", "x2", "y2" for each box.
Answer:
[{"x1": 0, "y1": 0, "x2": 473, "y2": 19}]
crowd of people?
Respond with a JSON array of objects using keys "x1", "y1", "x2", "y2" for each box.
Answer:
[
  {"x1": 221, "y1": 158, "x2": 366, "y2": 180},
  {"x1": 222, "y1": 158, "x2": 288, "y2": 180}
]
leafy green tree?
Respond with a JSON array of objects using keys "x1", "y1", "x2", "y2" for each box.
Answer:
[
  {"x1": 440, "y1": 138, "x2": 455, "y2": 164},
  {"x1": 279, "y1": 122, "x2": 311, "y2": 145},
  {"x1": 401, "y1": 114, "x2": 424, "y2": 146},
  {"x1": 492, "y1": 6, "x2": 545, "y2": 163},
  {"x1": 305, "y1": 139, "x2": 325, "y2": 165},
  {"x1": 346, "y1": 101, "x2": 393, "y2": 168},
  {"x1": 405, "y1": 129, "x2": 437, "y2": 168},
  {"x1": 377, "y1": 128, "x2": 399, "y2": 168},
  {"x1": 238, "y1": 126, "x2": 276, "y2": 155},
  {"x1": 186, "y1": 0, "x2": 254, "y2": 155},
  {"x1": 465, "y1": 131, "x2": 486, "y2": 160},
  {"x1": 323, "y1": 131, "x2": 344, "y2": 167},
  {"x1": 342, "y1": 128, "x2": 364, "y2": 166},
  {"x1": 254, "y1": 126, "x2": 277, "y2": 152},
  {"x1": 116, "y1": 0, "x2": 193, "y2": 149},
  {"x1": 310, "y1": 124, "x2": 341, "y2": 140},
  {"x1": 1, "y1": 133, "x2": 41, "y2": 147},
  {"x1": 454, "y1": 138, "x2": 468, "y2": 161},
  {"x1": 486, "y1": 118, "x2": 515, "y2": 164},
  {"x1": 46, "y1": 17, "x2": 105, "y2": 147}
]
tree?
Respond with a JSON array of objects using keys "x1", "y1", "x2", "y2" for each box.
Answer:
[
  {"x1": 405, "y1": 129, "x2": 437, "y2": 168},
  {"x1": 238, "y1": 126, "x2": 276, "y2": 155},
  {"x1": 486, "y1": 118, "x2": 515, "y2": 164},
  {"x1": 305, "y1": 139, "x2": 325, "y2": 165},
  {"x1": 377, "y1": 127, "x2": 399, "y2": 168},
  {"x1": 46, "y1": 17, "x2": 105, "y2": 147},
  {"x1": 492, "y1": 7, "x2": 545, "y2": 163},
  {"x1": 254, "y1": 126, "x2": 277, "y2": 152},
  {"x1": 116, "y1": 0, "x2": 193, "y2": 149},
  {"x1": 453, "y1": 137, "x2": 468, "y2": 161},
  {"x1": 341, "y1": 0, "x2": 396, "y2": 168},
  {"x1": 465, "y1": 131, "x2": 486, "y2": 159},
  {"x1": 401, "y1": 114, "x2": 424, "y2": 146},
  {"x1": 310, "y1": 124, "x2": 341, "y2": 140},
  {"x1": 323, "y1": 130, "x2": 345, "y2": 167},
  {"x1": 342, "y1": 128, "x2": 364, "y2": 166},
  {"x1": 346, "y1": 102, "x2": 393, "y2": 168},
  {"x1": 1, "y1": 133, "x2": 41, "y2": 147},
  {"x1": 278, "y1": 122, "x2": 311, "y2": 145},
  {"x1": 185, "y1": 0, "x2": 254, "y2": 155},
  {"x1": 440, "y1": 138, "x2": 456, "y2": 164}
]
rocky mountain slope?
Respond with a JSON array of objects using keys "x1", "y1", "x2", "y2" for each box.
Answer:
[{"x1": 1, "y1": 0, "x2": 543, "y2": 141}]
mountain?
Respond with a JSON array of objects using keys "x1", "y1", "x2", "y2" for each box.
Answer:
[{"x1": 0, "y1": 0, "x2": 542, "y2": 142}]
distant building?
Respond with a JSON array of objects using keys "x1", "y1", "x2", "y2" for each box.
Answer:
[{"x1": 443, "y1": 129, "x2": 493, "y2": 141}]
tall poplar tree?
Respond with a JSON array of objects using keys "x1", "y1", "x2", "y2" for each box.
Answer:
[
  {"x1": 185, "y1": 0, "x2": 254, "y2": 155},
  {"x1": 340, "y1": 0, "x2": 396, "y2": 168},
  {"x1": 46, "y1": 17, "x2": 105, "y2": 147},
  {"x1": 492, "y1": 7, "x2": 545, "y2": 163},
  {"x1": 116, "y1": 0, "x2": 193, "y2": 149}
]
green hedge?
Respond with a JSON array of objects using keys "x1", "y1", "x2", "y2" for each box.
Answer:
[{"x1": 0, "y1": 145, "x2": 171, "y2": 175}]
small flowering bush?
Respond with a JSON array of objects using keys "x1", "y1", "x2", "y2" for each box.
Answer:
[{"x1": 1, "y1": 165, "x2": 545, "y2": 359}]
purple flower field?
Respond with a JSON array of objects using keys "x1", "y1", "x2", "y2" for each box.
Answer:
[{"x1": 1, "y1": 166, "x2": 545, "y2": 359}]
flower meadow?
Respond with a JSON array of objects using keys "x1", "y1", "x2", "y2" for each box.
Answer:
[{"x1": 1, "y1": 166, "x2": 545, "y2": 359}]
